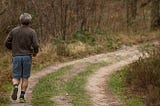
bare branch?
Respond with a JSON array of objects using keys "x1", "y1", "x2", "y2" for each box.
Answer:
[{"x1": 0, "y1": 0, "x2": 8, "y2": 15}]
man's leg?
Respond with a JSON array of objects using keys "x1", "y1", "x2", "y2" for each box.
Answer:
[
  {"x1": 11, "y1": 56, "x2": 22, "y2": 100},
  {"x1": 11, "y1": 78, "x2": 20, "y2": 100},
  {"x1": 21, "y1": 78, "x2": 28, "y2": 94},
  {"x1": 19, "y1": 56, "x2": 32, "y2": 103},
  {"x1": 19, "y1": 78, "x2": 28, "y2": 103}
]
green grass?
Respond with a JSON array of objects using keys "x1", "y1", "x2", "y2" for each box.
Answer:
[
  {"x1": 65, "y1": 62, "x2": 105, "y2": 106},
  {"x1": 108, "y1": 68, "x2": 144, "y2": 106},
  {"x1": 0, "y1": 83, "x2": 12, "y2": 105},
  {"x1": 32, "y1": 65, "x2": 73, "y2": 106},
  {"x1": 32, "y1": 62, "x2": 106, "y2": 106}
]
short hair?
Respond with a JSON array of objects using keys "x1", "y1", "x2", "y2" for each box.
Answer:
[{"x1": 19, "y1": 13, "x2": 32, "y2": 25}]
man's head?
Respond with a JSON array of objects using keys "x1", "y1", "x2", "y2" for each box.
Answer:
[{"x1": 19, "y1": 13, "x2": 32, "y2": 26}]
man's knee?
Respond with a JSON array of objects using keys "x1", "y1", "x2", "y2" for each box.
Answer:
[{"x1": 12, "y1": 78, "x2": 20, "y2": 84}]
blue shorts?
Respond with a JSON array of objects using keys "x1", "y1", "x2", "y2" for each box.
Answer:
[{"x1": 12, "y1": 56, "x2": 32, "y2": 79}]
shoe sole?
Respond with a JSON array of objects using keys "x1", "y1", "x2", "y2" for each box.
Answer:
[{"x1": 11, "y1": 88, "x2": 18, "y2": 100}]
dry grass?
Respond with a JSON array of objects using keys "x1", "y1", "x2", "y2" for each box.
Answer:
[
  {"x1": 0, "y1": 51, "x2": 12, "y2": 85},
  {"x1": 32, "y1": 43, "x2": 58, "y2": 72},
  {"x1": 118, "y1": 31, "x2": 160, "y2": 45},
  {"x1": 66, "y1": 41, "x2": 103, "y2": 57}
]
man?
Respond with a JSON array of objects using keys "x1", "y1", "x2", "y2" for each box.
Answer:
[{"x1": 5, "y1": 13, "x2": 39, "y2": 103}]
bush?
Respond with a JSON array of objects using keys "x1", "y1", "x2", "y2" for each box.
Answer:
[
  {"x1": 73, "y1": 31, "x2": 96, "y2": 45},
  {"x1": 125, "y1": 46, "x2": 160, "y2": 105}
]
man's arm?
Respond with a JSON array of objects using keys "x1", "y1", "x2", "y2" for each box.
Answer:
[
  {"x1": 32, "y1": 31, "x2": 39, "y2": 56},
  {"x1": 5, "y1": 31, "x2": 13, "y2": 50}
]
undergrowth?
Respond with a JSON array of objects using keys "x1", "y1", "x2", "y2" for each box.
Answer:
[{"x1": 125, "y1": 46, "x2": 160, "y2": 106}]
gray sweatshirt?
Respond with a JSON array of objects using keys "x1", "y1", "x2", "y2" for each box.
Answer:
[{"x1": 5, "y1": 25, "x2": 39, "y2": 56}]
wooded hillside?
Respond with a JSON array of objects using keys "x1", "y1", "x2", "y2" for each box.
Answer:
[{"x1": 0, "y1": 0, "x2": 159, "y2": 44}]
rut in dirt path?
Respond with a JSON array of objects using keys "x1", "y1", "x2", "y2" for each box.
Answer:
[{"x1": 9, "y1": 46, "x2": 141, "y2": 106}]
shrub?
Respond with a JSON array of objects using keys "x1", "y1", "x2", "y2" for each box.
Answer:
[{"x1": 125, "y1": 46, "x2": 160, "y2": 105}]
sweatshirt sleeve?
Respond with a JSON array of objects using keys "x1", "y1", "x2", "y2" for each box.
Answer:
[
  {"x1": 32, "y1": 31, "x2": 39, "y2": 54},
  {"x1": 5, "y1": 31, "x2": 13, "y2": 50}
]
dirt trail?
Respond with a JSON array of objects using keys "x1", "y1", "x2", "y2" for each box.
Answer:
[
  {"x1": 10, "y1": 46, "x2": 141, "y2": 106},
  {"x1": 86, "y1": 55, "x2": 140, "y2": 106},
  {"x1": 85, "y1": 46, "x2": 142, "y2": 106}
]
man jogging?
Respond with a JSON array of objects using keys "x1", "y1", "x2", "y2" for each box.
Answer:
[{"x1": 5, "y1": 13, "x2": 39, "y2": 103}]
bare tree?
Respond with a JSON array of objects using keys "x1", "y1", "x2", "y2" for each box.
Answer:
[
  {"x1": 151, "y1": 0, "x2": 160, "y2": 30},
  {"x1": 126, "y1": 0, "x2": 138, "y2": 31}
]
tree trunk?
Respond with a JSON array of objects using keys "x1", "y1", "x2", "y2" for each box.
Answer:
[
  {"x1": 126, "y1": 0, "x2": 137, "y2": 31},
  {"x1": 131, "y1": 0, "x2": 137, "y2": 19},
  {"x1": 151, "y1": 0, "x2": 160, "y2": 30}
]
